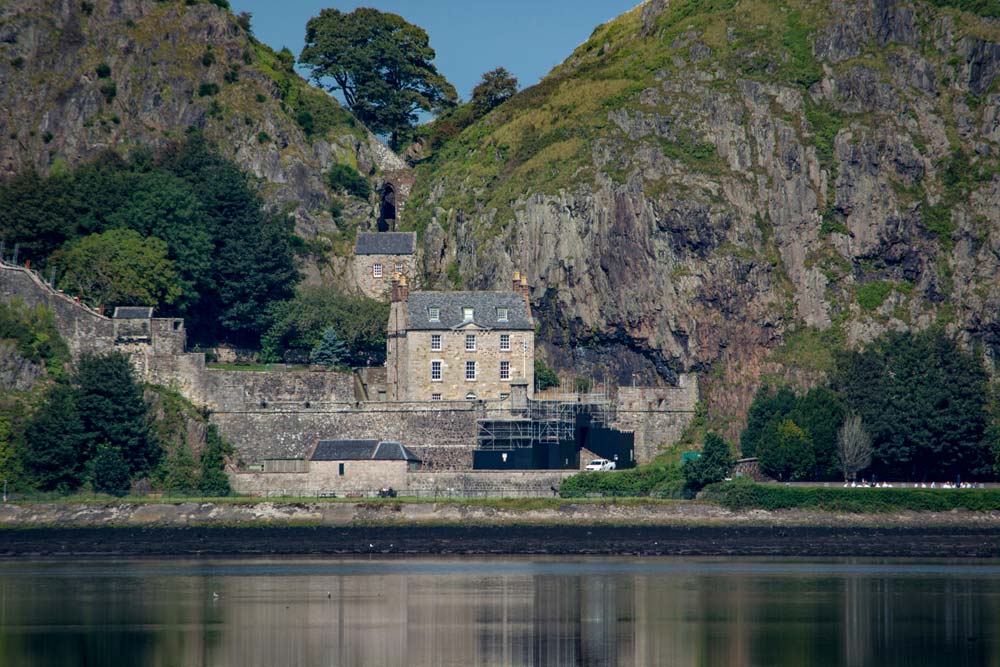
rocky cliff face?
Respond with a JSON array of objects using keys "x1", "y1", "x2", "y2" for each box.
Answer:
[
  {"x1": 409, "y1": 0, "x2": 1000, "y2": 428},
  {"x1": 0, "y1": 0, "x2": 404, "y2": 247}
]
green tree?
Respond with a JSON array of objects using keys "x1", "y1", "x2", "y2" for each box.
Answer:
[
  {"x1": 833, "y1": 330, "x2": 990, "y2": 479},
  {"x1": 757, "y1": 419, "x2": 815, "y2": 481},
  {"x1": 311, "y1": 326, "x2": 349, "y2": 367},
  {"x1": 263, "y1": 286, "x2": 388, "y2": 365},
  {"x1": 683, "y1": 432, "x2": 734, "y2": 490},
  {"x1": 75, "y1": 352, "x2": 159, "y2": 478},
  {"x1": 740, "y1": 385, "x2": 796, "y2": 457},
  {"x1": 91, "y1": 444, "x2": 131, "y2": 497},
  {"x1": 472, "y1": 67, "x2": 518, "y2": 112},
  {"x1": 300, "y1": 8, "x2": 457, "y2": 148},
  {"x1": 52, "y1": 229, "x2": 181, "y2": 309},
  {"x1": 22, "y1": 384, "x2": 86, "y2": 492},
  {"x1": 789, "y1": 387, "x2": 844, "y2": 480},
  {"x1": 534, "y1": 359, "x2": 560, "y2": 391},
  {"x1": 198, "y1": 425, "x2": 231, "y2": 496},
  {"x1": 106, "y1": 171, "x2": 214, "y2": 313},
  {"x1": 160, "y1": 134, "x2": 301, "y2": 346}
]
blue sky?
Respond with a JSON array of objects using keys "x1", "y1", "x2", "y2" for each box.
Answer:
[{"x1": 228, "y1": 1, "x2": 641, "y2": 101}]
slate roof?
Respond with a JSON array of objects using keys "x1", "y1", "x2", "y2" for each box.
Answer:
[
  {"x1": 113, "y1": 307, "x2": 153, "y2": 319},
  {"x1": 405, "y1": 291, "x2": 533, "y2": 331},
  {"x1": 354, "y1": 232, "x2": 416, "y2": 256},
  {"x1": 310, "y1": 439, "x2": 420, "y2": 462}
]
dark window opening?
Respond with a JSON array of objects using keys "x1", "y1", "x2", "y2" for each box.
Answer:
[{"x1": 338, "y1": 463, "x2": 345, "y2": 476}]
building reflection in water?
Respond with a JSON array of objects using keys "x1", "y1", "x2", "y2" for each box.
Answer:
[{"x1": 0, "y1": 558, "x2": 997, "y2": 666}]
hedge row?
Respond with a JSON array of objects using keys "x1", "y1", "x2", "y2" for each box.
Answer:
[
  {"x1": 702, "y1": 478, "x2": 1000, "y2": 512},
  {"x1": 558, "y1": 465, "x2": 689, "y2": 499}
]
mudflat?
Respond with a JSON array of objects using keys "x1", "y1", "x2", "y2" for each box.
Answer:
[{"x1": 0, "y1": 525, "x2": 997, "y2": 558}]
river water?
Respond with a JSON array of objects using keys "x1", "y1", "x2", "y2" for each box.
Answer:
[{"x1": 0, "y1": 557, "x2": 997, "y2": 666}]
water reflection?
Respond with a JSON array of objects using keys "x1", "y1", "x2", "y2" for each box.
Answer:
[{"x1": 0, "y1": 558, "x2": 997, "y2": 666}]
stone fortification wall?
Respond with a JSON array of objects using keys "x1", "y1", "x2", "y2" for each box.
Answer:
[
  {"x1": 212, "y1": 401, "x2": 479, "y2": 469},
  {"x1": 0, "y1": 263, "x2": 114, "y2": 356},
  {"x1": 230, "y1": 467, "x2": 573, "y2": 498},
  {"x1": 613, "y1": 374, "x2": 699, "y2": 463}
]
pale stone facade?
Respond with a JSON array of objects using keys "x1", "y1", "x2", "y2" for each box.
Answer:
[
  {"x1": 386, "y1": 275, "x2": 536, "y2": 402},
  {"x1": 353, "y1": 232, "x2": 417, "y2": 300}
]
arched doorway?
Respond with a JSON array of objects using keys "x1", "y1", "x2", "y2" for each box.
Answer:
[{"x1": 378, "y1": 184, "x2": 396, "y2": 232}]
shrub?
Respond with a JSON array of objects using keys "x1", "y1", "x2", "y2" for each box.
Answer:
[
  {"x1": 702, "y1": 478, "x2": 1000, "y2": 512},
  {"x1": 534, "y1": 359, "x2": 560, "y2": 391},
  {"x1": 95, "y1": 63, "x2": 111, "y2": 78},
  {"x1": 198, "y1": 82, "x2": 219, "y2": 97},
  {"x1": 559, "y1": 464, "x2": 688, "y2": 499},
  {"x1": 327, "y1": 164, "x2": 371, "y2": 199},
  {"x1": 683, "y1": 432, "x2": 734, "y2": 490}
]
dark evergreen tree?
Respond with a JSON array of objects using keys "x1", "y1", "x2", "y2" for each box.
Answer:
[
  {"x1": 789, "y1": 387, "x2": 844, "y2": 480},
  {"x1": 22, "y1": 384, "x2": 86, "y2": 492},
  {"x1": 683, "y1": 432, "x2": 734, "y2": 490},
  {"x1": 757, "y1": 419, "x2": 815, "y2": 481},
  {"x1": 740, "y1": 385, "x2": 796, "y2": 457},
  {"x1": 310, "y1": 326, "x2": 349, "y2": 367},
  {"x1": 75, "y1": 352, "x2": 159, "y2": 477},
  {"x1": 91, "y1": 444, "x2": 131, "y2": 497},
  {"x1": 832, "y1": 330, "x2": 991, "y2": 479},
  {"x1": 198, "y1": 425, "x2": 231, "y2": 497}
]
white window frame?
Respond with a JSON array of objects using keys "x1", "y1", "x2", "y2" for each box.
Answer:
[
  {"x1": 430, "y1": 360, "x2": 442, "y2": 382},
  {"x1": 497, "y1": 307, "x2": 508, "y2": 322},
  {"x1": 372, "y1": 263, "x2": 383, "y2": 278},
  {"x1": 430, "y1": 334, "x2": 442, "y2": 351},
  {"x1": 500, "y1": 360, "x2": 510, "y2": 381},
  {"x1": 465, "y1": 333, "x2": 476, "y2": 351},
  {"x1": 465, "y1": 392, "x2": 477, "y2": 400},
  {"x1": 465, "y1": 360, "x2": 477, "y2": 381},
  {"x1": 500, "y1": 334, "x2": 510, "y2": 351},
  {"x1": 428, "y1": 307, "x2": 440, "y2": 322},
  {"x1": 431, "y1": 393, "x2": 442, "y2": 401},
  {"x1": 395, "y1": 263, "x2": 404, "y2": 274},
  {"x1": 462, "y1": 307, "x2": 474, "y2": 321}
]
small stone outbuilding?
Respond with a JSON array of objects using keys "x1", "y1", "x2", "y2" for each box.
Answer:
[
  {"x1": 307, "y1": 438, "x2": 422, "y2": 490},
  {"x1": 353, "y1": 232, "x2": 418, "y2": 300}
]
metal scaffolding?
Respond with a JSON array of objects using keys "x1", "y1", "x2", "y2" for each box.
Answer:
[{"x1": 476, "y1": 393, "x2": 616, "y2": 451}]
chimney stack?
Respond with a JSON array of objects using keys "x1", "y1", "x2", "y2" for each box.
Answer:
[
  {"x1": 391, "y1": 273, "x2": 409, "y2": 303},
  {"x1": 513, "y1": 271, "x2": 531, "y2": 314}
]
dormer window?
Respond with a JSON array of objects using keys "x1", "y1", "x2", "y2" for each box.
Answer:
[
  {"x1": 463, "y1": 307, "x2": 474, "y2": 321},
  {"x1": 428, "y1": 307, "x2": 440, "y2": 322},
  {"x1": 497, "y1": 307, "x2": 508, "y2": 322}
]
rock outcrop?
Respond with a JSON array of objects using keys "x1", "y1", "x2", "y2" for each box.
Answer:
[
  {"x1": 409, "y1": 0, "x2": 1000, "y2": 430},
  {"x1": 0, "y1": 0, "x2": 399, "y2": 247}
]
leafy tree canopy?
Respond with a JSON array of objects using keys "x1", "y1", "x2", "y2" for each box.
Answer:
[
  {"x1": 0, "y1": 134, "x2": 301, "y2": 347},
  {"x1": 740, "y1": 385, "x2": 796, "y2": 458},
  {"x1": 757, "y1": 418, "x2": 816, "y2": 481},
  {"x1": 262, "y1": 285, "x2": 389, "y2": 366},
  {"x1": 52, "y1": 229, "x2": 182, "y2": 309},
  {"x1": 472, "y1": 67, "x2": 519, "y2": 112},
  {"x1": 300, "y1": 7, "x2": 457, "y2": 149},
  {"x1": 683, "y1": 432, "x2": 734, "y2": 490}
]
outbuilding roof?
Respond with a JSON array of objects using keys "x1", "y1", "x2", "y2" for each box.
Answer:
[
  {"x1": 354, "y1": 232, "x2": 416, "y2": 256},
  {"x1": 310, "y1": 439, "x2": 421, "y2": 462},
  {"x1": 405, "y1": 291, "x2": 533, "y2": 331},
  {"x1": 113, "y1": 307, "x2": 154, "y2": 319}
]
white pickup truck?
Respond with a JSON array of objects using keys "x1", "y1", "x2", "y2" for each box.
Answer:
[{"x1": 585, "y1": 458, "x2": 616, "y2": 471}]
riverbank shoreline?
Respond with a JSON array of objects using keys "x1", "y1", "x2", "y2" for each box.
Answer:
[
  {"x1": 0, "y1": 525, "x2": 998, "y2": 558},
  {"x1": 0, "y1": 501, "x2": 998, "y2": 557}
]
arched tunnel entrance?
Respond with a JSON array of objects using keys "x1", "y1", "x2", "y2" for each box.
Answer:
[{"x1": 378, "y1": 184, "x2": 396, "y2": 232}]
